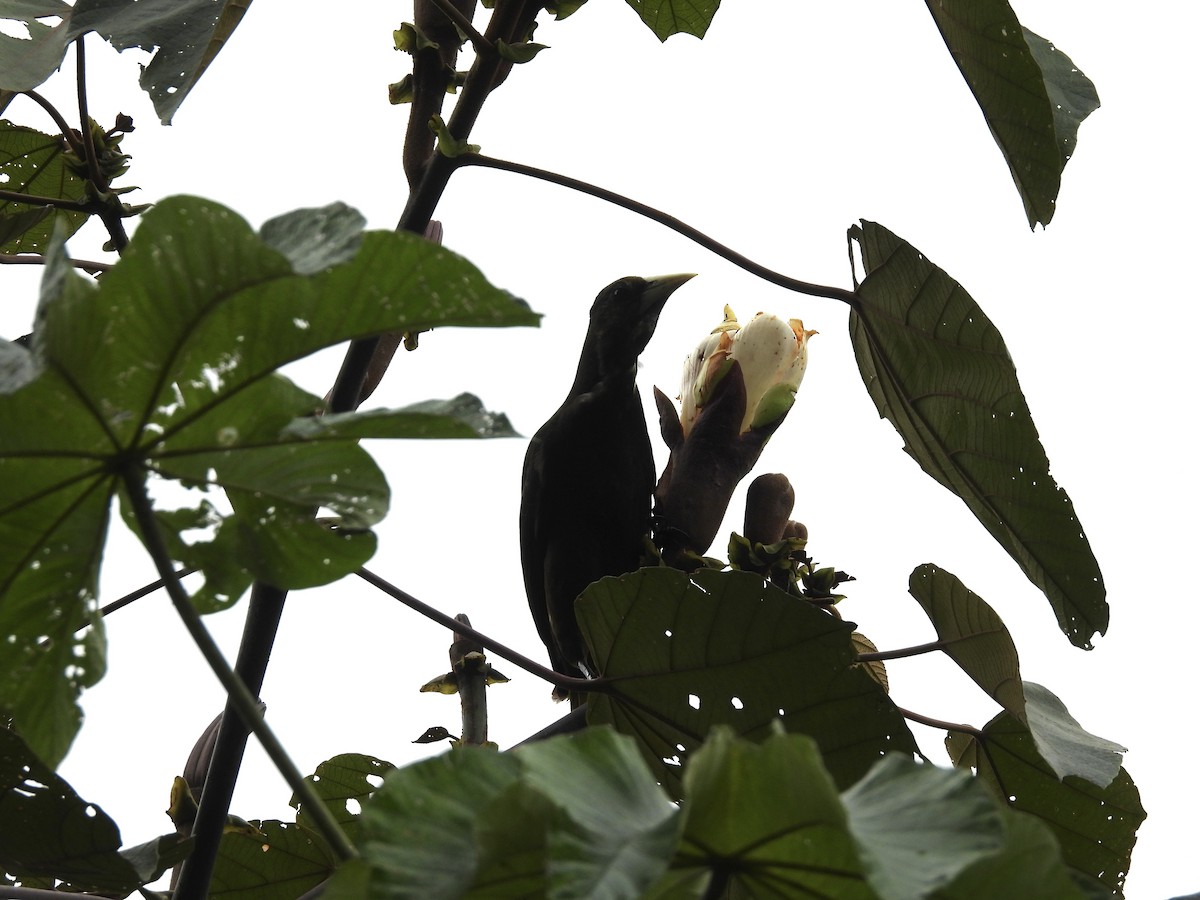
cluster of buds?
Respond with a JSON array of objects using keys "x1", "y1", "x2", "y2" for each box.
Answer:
[{"x1": 653, "y1": 306, "x2": 816, "y2": 565}]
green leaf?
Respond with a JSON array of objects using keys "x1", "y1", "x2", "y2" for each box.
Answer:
[
  {"x1": 0, "y1": 195, "x2": 534, "y2": 763},
  {"x1": 672, "y1": 728, "x2": 871, "y2": 898},
  {"x1": 924, "y1": 1, "x2": 1098, "y2": 228},
  {"x1": 0, "y1": 1, "x2": 71, "y2": 92},
  {"x1": 259, "y1": 201, "x2": 366, "y2": 275},
  {"x1": 935, "y1": 807, "x2": 1087, "y2": 900},
  {"x1": 0, "y1": 121, "x2": 89, "y2": 253},
  {"x1": 622, "y1": 0, "x2": 720, "y2": 41},
  {"x1": 210, "y1": 819, "x2": 336, "y2": 900},
  {"x1": 1023, "y1": 29, "x2": 1100, "y2": 169},
  {"x1": 1022, "y1": 682, "x2": 1124, "y2": 786},
  {"x1": 908, "y1": 564, "x2": 1025, "y2": 720},
  {"x1": 282, "y1": 394, "x2": 520, "y2": 441},
  {"x1": 579, "y1": 568, "x2": 918, "y2": 796},
  {"x1": 946, "y1": 703, "x2": 1144, "y2": 894},
  {"x1": 67, "y1": 0, "x2": 255, "y2": 124},
  {"x1": 842, "y1": 754, "x2": 1004, "y2": 900},
  {"x1": 352, "y1": 747, "x2": 526, "y2": 899},
  {"x1": 517, "y1": 727, "x2": 681, "y2": 899},
  {"x1": 849, "y1": 221, "x2": 1107, "y2": 649},
  {"x1": 0, "y1": 727, "x2": 188, "y2": 891},
  {"x1": 291, "y1": 753, "x2": 395, "y2": 845}
]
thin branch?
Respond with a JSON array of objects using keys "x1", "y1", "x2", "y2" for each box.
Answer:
[
  {"x1": 0, "y1": 253, "x2": 111, "y2": 274},
  {"x1": 79, "y1": 566, "x2": 199, "y2": 629},
  {"x1": 356, "y1": 566, "x2": 590, "y2": 694},
  {"x1": 119, "y1": 467, "x2": 356, "y2": 865},
  {"x1": 456, "y1": 153, "x2": 861, "y2": 306},
  {"x1": 897, "y1": 705, "x2": 984, "y2": 739},
  {"x1": 426, "y1": 0, "x2": 492, "y2": 52},
  {"x1": 857, "y1": 639, "x2": 944, "y2": 662}
]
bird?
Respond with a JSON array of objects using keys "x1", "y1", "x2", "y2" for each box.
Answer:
[{"x1": 520, "y1": 274, "x2": 694, "y2": 701}]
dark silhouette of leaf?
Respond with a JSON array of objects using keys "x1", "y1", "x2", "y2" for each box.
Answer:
[
  {"x1": 579, "y1": 568, "x2": 918, "y2": 796},
  {"x1": 0, "y1": 727, "x2": 188, "y2": 891},
  {"x1": 849, "y1": 221, "x2": 1106, "y2": 650}
]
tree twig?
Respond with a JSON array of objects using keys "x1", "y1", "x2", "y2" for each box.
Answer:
[
  {"x1": 856, "y1": 639, "x2": 945, "y2": 662},
  {"x1": 0, "y1": 253, "x2": 111, "y2": 274}
]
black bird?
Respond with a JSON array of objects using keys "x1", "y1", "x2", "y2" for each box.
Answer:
[{"x1": 521, "y1": 274, "x2": 694, "y2": 699}]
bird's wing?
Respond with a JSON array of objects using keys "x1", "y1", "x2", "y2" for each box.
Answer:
[{"x1": 519, "y1": 427, "x2": 557, "y2": 655}]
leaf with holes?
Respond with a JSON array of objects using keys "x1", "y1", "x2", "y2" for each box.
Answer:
[
  {"x1": 0, "y1": 195, "x2": 536, "y2": 767},
  {"x1": 291, "y1": 753, "x2": 395, "y2": 845},
  {"x1": 946, "y1": 691, "x2": 1143, "y2": 895},
  {"x1": 579, "y1": 568, "x2": 918, "y2": 797},
  {"x1": 67, "y1": 0, "x2": 256, "y2": 124},
  {"x1": 210, "y1": 820, "x2": 336, "y2": 900},
  {"x1": 849, "y1": 221, "x2": 1106, "y2": 650},
  {"x1": 0, "y1": 727, "x2": 188, "y2": 891},
  {"x1": 0, "y1": 121, "x2": 89, "y2": 253},
  {"x1": 909, "y1": 563, "x2": 1024, "y2": 720}
]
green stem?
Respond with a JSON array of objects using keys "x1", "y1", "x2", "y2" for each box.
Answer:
[
  {"x1": 857, "y1": 639, "x2": 944, "y2": 662},
  {"x1": 0, "y1": 188, "x2": 92, "y2": 211},
  {"x1": 120, "y1": 467, "x2": 356, "y2": 862},
  {"x1": 897, "y1": 705, "x2": 984, "y2": 739},
  {"x1": 0, "y1": 252, "x2": 110, "y2": 274},
  {"x1": 456, "y1": 153, "x2": 860, "y2": 306},
  {"x1": 426, "y1": 0, "x2": 492, "y2": 51}
]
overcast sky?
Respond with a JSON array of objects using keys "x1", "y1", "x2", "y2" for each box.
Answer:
[{"x1": 2, "y1": 2, "x2": 1196, "y2": 897}]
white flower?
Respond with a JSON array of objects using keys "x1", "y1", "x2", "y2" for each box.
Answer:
[{"x1": 680, "y1": 306, "x2": 816, "y2": 436}]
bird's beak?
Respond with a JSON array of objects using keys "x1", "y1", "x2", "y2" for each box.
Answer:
[{"x1": 640, "y1": 273, "x2": 696, "y2": 316}]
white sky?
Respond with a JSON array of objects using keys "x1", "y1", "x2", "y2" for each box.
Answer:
[{"x1": 2, "y1": 2, "x2": 1196, "y2": 897}]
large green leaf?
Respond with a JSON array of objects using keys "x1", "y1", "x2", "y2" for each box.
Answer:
[
  {"x1": 842, "y1": 754, "x2": 1004, "y2": 900},
  {"x1": 517, "y1": 728, "x2": 681, "y2": 899},
  {"x1": 668, "y1": 728, "x2": 870, "y2": 899},
  {"x1": 0, "y1": 0, "x2": 71, "y2": 92},
  {"x1": 935, "y1": 807, "x2": 1087, "y2": 900},
  {"x1": 0, "y1": 727, "x2": 189, "y2": 892},
  {"x1": 67, "y1": 0, "x2": 255, "y2": 124},
  {"x1": 849, "y1": 221, "x2": 1107, "y2": 649},
  {"x1": 0, "y1": 196, "x2": 535, "y2": 766},
  {"x1": 622, "y1": 0, "x2": 720, "y2": 41},
  {"x1": 0, "y1": 121, "x2": 89, "y2": 253},
  {"x1": 908, "y1": 563, "x2": 1025, "y2": 720},
  {"x1": 925, "y1": 0, "x2": 1099, "y2": 228},
  {"x1": 579, "y1": 568, "x2": 919, "y2": 796},
  {"x1": 946, "y1": 700, "x2": 1144, "y2": 895}
]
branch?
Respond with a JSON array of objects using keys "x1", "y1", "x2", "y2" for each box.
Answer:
[
  {"x1": 456, "y1": 153, "x2": 861, "y2": 306},
  {"x1": 74, "y1": 37, "x2": 129, "y2": 253},
  {"x1": 356, "y1": 566, "x2": 590, "y2": 695},
  {"x1": 19, "y1": 89, "x2": 79, "y2": 149},
  {"x1": 119, "y1": 468, "x2": 356, "y2": 883}
]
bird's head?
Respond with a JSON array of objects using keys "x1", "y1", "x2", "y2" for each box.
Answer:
[{"x1": 585, "y1": 274, "x2": 695, "y2": 376}]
